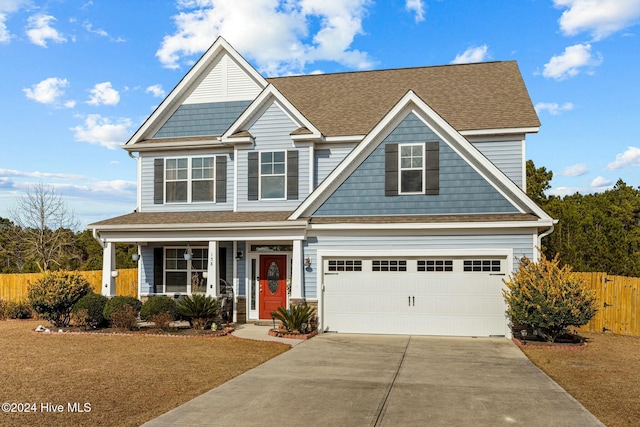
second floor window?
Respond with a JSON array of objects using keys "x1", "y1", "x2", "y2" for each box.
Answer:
[
  {"x1": 166, "y1": 157, "x2": 215, "y2": 203},
  {"x1": 260, "y1": 151, "x2": 286, "y2": 199},
  {"x1": 399, "y1": 143, "x2": 424, "y2": 194}
]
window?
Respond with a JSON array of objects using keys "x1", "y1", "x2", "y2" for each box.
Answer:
[
  {"x1": 260, "y1": 151, "x2": 286, "y2": 199},
  {"x1": 399, "y1": 143, "x2": 424, "y2": 193},
  {"x1": 328, "y1": 260, "x2": 362, "y2": 272},
  {"x1": 166, "y1": 157, "x2": 215, "y2": 203},
  {"x1": 372, "y1": 260, "x2": 407, "y2": 272},
  {"x1": 463, "y1": 259, "x2": 501, "y2": 272},
  {"x1": 164, "y1": 247, "x2": 208, "y2": 294},
  {"x1": 418, "y1": 260, "x2": 453, "y2": 272}
]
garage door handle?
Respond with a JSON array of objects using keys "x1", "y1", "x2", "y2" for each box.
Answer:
[{"x1": 408, "y1": 296, "x2": 415, "y2": 306}]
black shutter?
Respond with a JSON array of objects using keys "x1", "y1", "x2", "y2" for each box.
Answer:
[
  {"x1": 154, "y1": 159, "x2": 164, "y2": 204},
  {"x1": 153, "y1": 248, "x2": 163, "y2": 294},
  {"x1": 425, "y1": 141, "x2": 440, "y2": 195},
  {"x1": 216, "y1": 155, "x2": 227, "y2": 203},
  {"x1": 247, "y1": 152, "x2": 259, "y2": 200},
  {"x1": 385, "y1": 144, "x2": 398, "y2": 197},
  {"x1": 287, "y1": 150, "x2": 298, "y2": 200}
]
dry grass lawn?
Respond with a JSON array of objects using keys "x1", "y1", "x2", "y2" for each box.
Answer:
[
  {"x1": 0, "y1": 320, "x2": 289, "y2": 427},
  {"x1": 521, "y1": 332, "x2": 640, "y2": 427}
]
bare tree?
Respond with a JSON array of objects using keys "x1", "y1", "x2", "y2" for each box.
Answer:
[{"x1": 9, "y1": 183, "x2": 79, "y2": 271}]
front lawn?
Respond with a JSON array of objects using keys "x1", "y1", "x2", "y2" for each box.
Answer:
[
  {"x1": 0, "y1": 320, "x2": 289, "y2": 426},
  {"x1": 521, "y1": 332, "x2": 640, "y2": 427}
]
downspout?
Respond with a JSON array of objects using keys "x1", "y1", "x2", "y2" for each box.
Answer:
[
  {"x1": 128, "y1": 150, "x2": 141, "y2": 212},
  {"x1": 92, "y1": 228, "x2": 106, "y2": 249},
  {"x1": 536, "y1": 222, "x2": 557, "y2": 253}
]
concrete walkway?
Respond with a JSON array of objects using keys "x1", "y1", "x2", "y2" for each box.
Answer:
[
  {"x1": 230, "y1": 323, "x2": 306, "y2": 346},
  {"x1": 142, "y1": 333, "x2": 603, "y2": 427}
]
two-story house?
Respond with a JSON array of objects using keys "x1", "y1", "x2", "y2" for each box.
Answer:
[{"x1": 88, "y1": 37, "x2": 554, "y2": 338}]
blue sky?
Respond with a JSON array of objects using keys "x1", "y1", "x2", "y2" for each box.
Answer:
[{"x1": 1, "y1": 0, "x2": 639, "y2": 228}]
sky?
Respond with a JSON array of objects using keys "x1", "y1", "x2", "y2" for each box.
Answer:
[{"x1": 1, "y1": 0, "x2": 639, "y2": 229}]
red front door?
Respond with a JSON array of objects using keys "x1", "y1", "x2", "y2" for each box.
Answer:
[{"x1": 259, "y1": 255, "x2": 287, "y2": 319}]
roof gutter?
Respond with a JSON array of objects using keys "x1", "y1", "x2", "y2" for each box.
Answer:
[{"x1": 92, "y1": 227, "x2": 106, "y2": 249}]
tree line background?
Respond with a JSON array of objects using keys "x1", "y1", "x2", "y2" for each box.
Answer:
[{"x1": 1, "y1": 164, "x2": 640, "y2": 276}]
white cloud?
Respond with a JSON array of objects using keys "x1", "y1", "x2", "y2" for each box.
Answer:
[
  {"x1": 405, "y1": 0, "x2": 425, "y2": 22},
  {"x1": 25, "y1": 14, "x2": 67, "y2": 47},
  {"x1": 554, "y1": 0, "x2": 640, "y2": 41},
  {"x1": 70, "y1": 114, "x2": 132, "y2": 150},
  {"x1": 0, "y1": 13, "x2": 10, "y2": 43},
  {"x1": 535, "y1": 102, "x2": 575, "y2": 115},
  {"x1": 451, "y1": 45, "x2": 489, "y2": 64},
  {"x1": 146, "y1": 84, "x2": 166, "y2": 98},
  {"x1": 591, "y1": 176, "x2": 612, "y2": 187},
  {"x1": 560, "y1": 163, "x2": 589, "y2": 176},
  {"x1": 87, "y1": 82, "x2": 120, "y2": 106},
  {"x1": 542, "y1": 43, "x2": 602, "y2": 80},
  {"x1": 82, "y1": 21, "x2": 108, "y2": 37},
  {"x1": 23, "y1": 77, "x2": 70, "y2": 105},
  {"x1": 0, "y1": 168, "x2": 86, "y2": 180},
  {"x1": 156, "y1": 0, "x2": 373, "y2": 76},
  {"x1": 607, "y1": 146, "x2": 640, "y2": 170}
]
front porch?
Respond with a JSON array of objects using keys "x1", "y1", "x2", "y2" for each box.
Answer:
[{"x1": 99, "y1": 239, "x2": 307, "y2": 323}]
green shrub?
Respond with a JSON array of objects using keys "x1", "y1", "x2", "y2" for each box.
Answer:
[
  {"x1": 140, "y1": 296, "x2": 178, "y2": 321},
  {"x1": 503, "y1": 253, "x2": 597, "y2": 342},
  {"x1": 27, "y1": 270, "x2": 91, "y2": 327},
  {"x1": 109, "y1": 305, "x2": 138, "y2": 331},
  {"x1": 176, "y1": 294, "x2": 220, "y2": 330},
  {"x1": 72, "y1": 293, "x2": 108, "y2": 328},
  {"x1": 5, "y1": 301, "x2": 33, "y2": 319},
  {"x1": 271, "y1": 305, "x2": 316, "y2": 333},
  {"x1": 103, "y1": 296, "x2": 142, "y2": 322}
]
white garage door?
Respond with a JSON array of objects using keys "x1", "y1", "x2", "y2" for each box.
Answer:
[{"x1": 322, "y1": 257, "x2": 508, "y2": 336}]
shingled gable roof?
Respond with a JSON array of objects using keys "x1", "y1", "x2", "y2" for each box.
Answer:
[
  {"x1": 289, "y1": 90, "x2": 553, "y2": 223},
  {"x1": 268, "y1": 61, "x2": 540, "y2": 137}
]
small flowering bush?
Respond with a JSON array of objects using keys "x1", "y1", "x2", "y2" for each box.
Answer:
[{"x1": 503, "y1": 253, "x2": 597, "y2": 342}]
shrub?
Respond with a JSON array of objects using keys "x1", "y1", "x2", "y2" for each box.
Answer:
[
  {"x1": 0, "y1": 300, "x2": 7, "y2": 320},
  {"x1": 27, "y1": 270, "x2": 91, "y2": 327},
  {"x1": 176, "y1": 294, "x2": 220, "y2": 330},
  {"x1": 503, "y1": 253, "x2": 597, "y2": 342},
  {"x1": 103, "y1": 296, "x2": 142, "y2": 323},
  {"x1": 71, "y1": 308, "x2": 90, "y2": 329},
  {"x1": 271, "y1": 305, "x2": 316, "y2": 334},
  {"x1": 140, "y1": 296, "x2": 178, "y2": 321},
  {"x1": 109, "y1": 305, "x2": 139, "y2": 331},
  {"x1": 150, "y1": 312, "x2": 174, "y2": 331},
  {"x1": 5, "y1": 301, "x2": 33, "y2": 319},
  {"x1": 72, "y1": 293, "x2": 108, "y2": 328}
]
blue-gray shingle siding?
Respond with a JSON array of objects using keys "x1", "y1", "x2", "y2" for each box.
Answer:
[
  {"x1": 153, "y1": 101, "x2": 252, "y2": 138},
  {"x1": 312, "y1": 113, "x2": 518, "y2": 216}
]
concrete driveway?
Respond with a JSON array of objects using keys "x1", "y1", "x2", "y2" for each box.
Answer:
[{"x1": 142, "y1": 334, "x2": 603, "y2": 427}]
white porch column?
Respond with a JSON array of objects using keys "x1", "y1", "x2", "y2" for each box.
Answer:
[
  {"x1": 101, "y1": 242, "x2": 117, "y2": 296},
  {"x1": 206, "y1": 240, "x2": 219, "y2": 298},
  {"x1": 291, "y1": 239, "x2": 303, "y2": 299}
]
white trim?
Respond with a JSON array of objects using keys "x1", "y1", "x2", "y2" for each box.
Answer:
[
  {"x1": 323, "y1": 135, "x2": 365, "y2": 143},
  {"x1": 233, "y1": 146, "x2": 239, "y2": 212},
  {"x1": 122, "y1": 139, "x2": 223, "y2": 152},
  {"x1": 398, "y1": 142, "x2": 426, "y2": 195},
  {"x1": 289, "y1": 91, "x2": 552, "y2": 222},
  {"x1": 258, "y1": 149, "x2": 287, "y2": 201},
  {"x1": 308, "y1": 145, "x2": 315, "y2": 194},
  {"x1": 308, "y1": 219, "x2": 554, "y2": 231},
  {"x1": 221, "y1": 85, "x2": 322, "y2": 144},
  {"x1": 459, "y1": 127, "x2": 539, "y2": 136}
]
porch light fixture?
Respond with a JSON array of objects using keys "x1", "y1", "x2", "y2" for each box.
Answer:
[
  {"x1": 132, "y1": 253, "x2": 140, "y2": 262},
  {"x1": 184, "y1": 243, "x2": 192, "y2": 261},
  {"x1": 111, "y1": 271, "x2": 119, "y2": 278},
  {"x1": 304, "y1": 257, "x2": 311, "y2": 268},
  {"x1": 236, "y1": 251, "x2": 244, "y2": 260}
]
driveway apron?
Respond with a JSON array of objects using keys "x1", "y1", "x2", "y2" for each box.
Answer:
[{"x1": 142, "y1": 334, "x2": 603, "y2": 427}]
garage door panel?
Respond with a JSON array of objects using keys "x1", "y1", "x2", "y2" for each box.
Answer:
[{"x1": 322, "y1": 257, "x2": 507, "y2": 337}]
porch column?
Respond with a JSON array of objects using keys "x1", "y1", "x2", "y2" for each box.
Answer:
[
  {"x1": 291, "y1": 239, "x2": 303, "y2": 299},
  {"x1": 206, "y1": 240, "x2": 219, "y2": 298},
  {"x1": 101, "y1": 242, "x2": 116, "y2": 297}
]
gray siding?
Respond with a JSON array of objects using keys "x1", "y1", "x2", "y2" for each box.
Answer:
[
  {"x1": 153, "y1": 101, "x2": 251, "y2": 138},
  {"x1": 473, "y1": 140, "x2": 524, "y2": 188},
  {"x1": 313, "y1": 113, "x2": 518, "y2": 216},
  {"x1": 236, "y1": 102, "x2": 310, "y2": 211},
  {"x1": 140, "y1": 150, "x2": 233, "y2": 212},
  {"x1": 302, "y1": 231, "x2": 535, "y2": 299},
  {"x1": 314, "y1": 145, "x2": 355, "y2": 187}
]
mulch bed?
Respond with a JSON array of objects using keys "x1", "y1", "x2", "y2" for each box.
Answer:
[{"x1": 31, "y1": 324, "x2": 235, "y2": 338}]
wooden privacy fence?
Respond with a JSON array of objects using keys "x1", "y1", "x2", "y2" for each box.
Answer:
[
  {"x1": 576, "y1": 272, "x2": 640, "y2": 337},
  {"x1": 0, "y1": 269, "x2": 138, "y2": 302}
]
